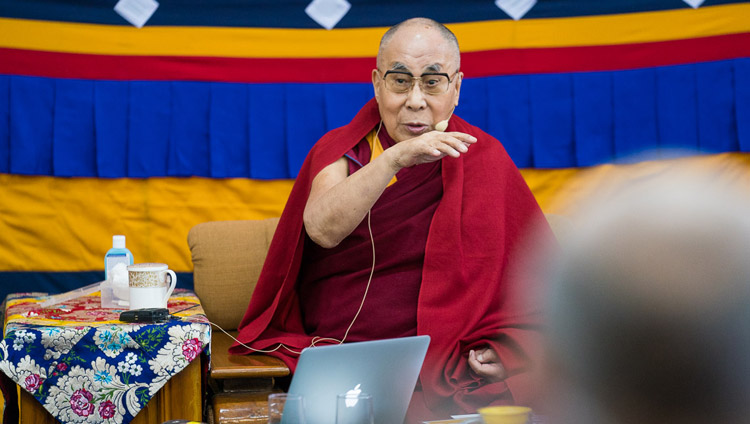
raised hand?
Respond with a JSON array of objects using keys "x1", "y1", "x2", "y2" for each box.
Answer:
[{"x1": 385, "y1": 130, "x2": 477, "y2": 171}]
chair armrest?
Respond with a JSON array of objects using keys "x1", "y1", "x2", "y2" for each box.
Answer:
[{"x1": 210, "y1": 330, "x2": 290, "y2": 380}]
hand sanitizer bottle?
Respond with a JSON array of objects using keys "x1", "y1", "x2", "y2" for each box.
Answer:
[{"x1": 105, "y1": 235, "x2": 134, "y2": 281}]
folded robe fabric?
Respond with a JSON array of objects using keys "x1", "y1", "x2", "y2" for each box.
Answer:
[
  {"x1": 232, "y1": 98, "x2": 553, "y2": 418},
  {"x1": 297, "y1": 127, "x2": 442, "y2": 343}
]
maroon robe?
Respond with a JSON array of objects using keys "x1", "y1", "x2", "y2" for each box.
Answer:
[
  {"x1": 231, "y1": 98, "x2": 552, "y2": 421},
  {"x1": 298, "y1": 127, "x2": 441, "y2": 342}
]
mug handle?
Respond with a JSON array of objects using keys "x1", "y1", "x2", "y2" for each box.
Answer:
[{"x1": 163, "y1": 270, "x2": 177, "y2": 306}]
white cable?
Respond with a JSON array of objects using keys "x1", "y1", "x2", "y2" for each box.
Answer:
[{"x1": 220, "y1": 209, "x2": 377, "y2": 355}]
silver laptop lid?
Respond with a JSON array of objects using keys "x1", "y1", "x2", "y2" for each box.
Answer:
[{"x1": 286, "y1": 335, "x2": 430, "y2": 424}]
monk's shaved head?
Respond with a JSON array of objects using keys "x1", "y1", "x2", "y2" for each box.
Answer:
[
  {"x1": 371, "y1": 17, "x2": 463, "y2": 142},
  {"x1": 377, "y1": 18, "x2": 460, "y2": 71}
]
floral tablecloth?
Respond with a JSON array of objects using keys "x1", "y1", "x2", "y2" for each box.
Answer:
[{"x1": 0, "y1": 289, "x2": 211, "y2": 424}]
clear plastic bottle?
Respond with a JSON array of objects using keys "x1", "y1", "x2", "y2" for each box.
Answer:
[{"x1": 104, "y1": 235, "x2": 134, "y2": 281}]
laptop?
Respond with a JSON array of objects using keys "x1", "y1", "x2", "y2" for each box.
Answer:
[{"x1": 285, "y1": 335, "x2": 430, "y2": 424}]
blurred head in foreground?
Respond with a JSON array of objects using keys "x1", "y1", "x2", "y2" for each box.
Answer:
[{"x1": 541, "y1": 165, "x2": 750, "y2": 424}]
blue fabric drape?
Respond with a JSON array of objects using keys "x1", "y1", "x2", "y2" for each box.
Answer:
[
  {"x1": 248, "y1": 84, "x2": 288, "y2": 179},
  {"x1": 209, "y1": 82, "x2": 249, "y2": 178},
  {"x1": 128, "y1": 82, "x2": 171, "y2": 178},
  {"x1": 169, "y1": 82, "x2": 211, "y2": 177},
  {"x1": 697, "y1": 61, "x2": 739, "y2": 153},
  {"x1": 286, "y1": 84, "x2": 326, "y2": 177},
  {"x1": 324, "y1": 83, "x2": 373, "y2": 131},
  {"x1": 613, "y1": 69, "x2": 659, "y2": 160},
  {"x1": 53, "y1": 79, "x2": 96, "y2": 177},
  {"x1": 9, "y1": 76, "x2": 54, "y2": 175},
  {"x1": 738, "y1": 59, "x2": 750, "y2": 151},
  {"x1": 530, "y1": 74, "x2": 575, "y2": 168},
  {"x1": 487, "y1": 75, "x2": 533, "y2": 167},
  {"x1": 0, "y1": 76, "x2": 9, "y2": 173},
  {"x1": 656, "y1": 64, "x2": 699, "y2": 153},
  {"x1": 573, "y1": 72, "x2": 614, "y2": 167},
  {"x1": 94, "y1": 81, "x2": 130, "y2": 178},
  {"x1": 458, "y1": 78, "x2": 489, "y2": 132},
  {"x1": 2, "y1": 58, "x2": 749, "y2": 177}
]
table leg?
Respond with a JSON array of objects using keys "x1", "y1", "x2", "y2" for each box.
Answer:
[
  {"x1": 19, "y1": 388, "x2": 56, "y2": 423},
  {"x1": 132, "y1": 358, "x2": 203, "y2": 423}
]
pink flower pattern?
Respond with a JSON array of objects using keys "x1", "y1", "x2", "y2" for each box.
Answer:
[
  {"x1": 98, "y1": 400, "x2": 116, "y2": 419},
  {"x1": 181, "y1": 338, "x2": 203, "y2": 362},
  {"x1": 70, "y1": 388, "x2": 95, "y2": 417},
  {"x1": 24, "y1": 374, "x2": 43, "y2": 392}
]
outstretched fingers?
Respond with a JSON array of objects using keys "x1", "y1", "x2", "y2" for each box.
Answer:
[
  {"x1": 425, "y1": 131, "x2": 476, "y2": 159},
  {"x1": 391, "y1": 130, "x2": 478, "y2": 169}
]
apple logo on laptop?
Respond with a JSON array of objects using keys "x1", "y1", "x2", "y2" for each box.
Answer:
[{"x1": 344, "y1": 384, "x2": 362, "y2": 408}]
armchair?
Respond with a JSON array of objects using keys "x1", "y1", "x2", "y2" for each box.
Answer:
[{"x1": 188, "y1": 218, "x2": 289, "y2": 424}]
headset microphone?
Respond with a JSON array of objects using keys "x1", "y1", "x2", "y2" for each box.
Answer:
[{"x1": 435, "y1": 106, "x2": 456, "y2": 132}]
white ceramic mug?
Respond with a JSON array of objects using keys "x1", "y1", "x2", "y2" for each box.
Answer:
[{"x1": 127, "y1": 263, "x2": 177, "y2": 310}]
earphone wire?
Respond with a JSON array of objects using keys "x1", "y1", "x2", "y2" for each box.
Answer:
[
  {"x1": 213, "y1": 207, "x2": 378, "y2": 356},
  {"x1": 209, "y1": 122, "x2": 384, "y2": 355}
]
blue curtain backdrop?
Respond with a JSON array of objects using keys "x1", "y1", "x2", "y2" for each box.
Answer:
[{"x1": 2, "y1": 58, "x2": 749, "y2": 179}]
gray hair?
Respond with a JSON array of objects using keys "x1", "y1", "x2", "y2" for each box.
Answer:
[{"x1": 543, "y1": 164, "x2": 750, "y2": 424}]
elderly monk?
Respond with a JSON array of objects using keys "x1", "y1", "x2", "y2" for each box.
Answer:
[{"x1": 231, "y1": 17, "x2": 551, "y2": 422}]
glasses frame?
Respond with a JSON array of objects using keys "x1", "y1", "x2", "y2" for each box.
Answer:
[{"x1": 380, "y1": 69, "x2": 460, "y2": 95}]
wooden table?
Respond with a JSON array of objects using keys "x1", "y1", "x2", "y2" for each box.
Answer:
[{"x1": 1, "y1": 290, "x2": 210, "y2": 424}]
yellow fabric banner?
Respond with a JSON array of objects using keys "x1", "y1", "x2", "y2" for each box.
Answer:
[
  {"x1": 523, "y1": 152, "x2": 750, "y2": 215},
  {"x1": 1, "y1": 152, "x2": 748, "y2": 273},
  {"x1": 0, "y1": 176, "x2": 293, "y2": 272}
]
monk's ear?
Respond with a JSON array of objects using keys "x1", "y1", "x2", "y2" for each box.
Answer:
[
  {"x1": 453, "y1": 72, "x2": 463, "y2": 108},
  {"x1": 372, "y1": 69, "x2": 381, "y2": 102}
]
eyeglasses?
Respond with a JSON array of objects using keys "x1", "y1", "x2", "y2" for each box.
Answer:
[{"x1": 380, "y1": 70, "x2": 459, "y2": 95}]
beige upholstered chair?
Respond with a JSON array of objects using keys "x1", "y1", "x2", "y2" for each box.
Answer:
[{"x1": 188, "y1": 218, "x2": 287, "y2": 424}]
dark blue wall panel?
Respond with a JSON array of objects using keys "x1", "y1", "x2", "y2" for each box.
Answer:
[
  {"x1": 128, "y1": 82, "x2": 171, "y2": 178},
  {"x1": 737, "y1": 58, "x2": 750, "y2": 151},
  {"x1": 487, "y1": 75, "x2": 533, "y2": 168},
  {"x1": 573, "y1": 72, "x2": 614, "y2": 166},
  {"x1": 209, "y1": 82, "x2": 250, "y2": 178},
  {"x1": 530, "y1": 74, "x2": 575, "y2": 168},
  {"x1": 0, "y1": 75, "x2": 9, "y2": 173},
  {"x1": 9, "y1": 76, "x2": 54, "y2": 175},
  {"x1": 613, "y1": 69, "x2": 659, "y2": 160},
  {"x1": 94, "y1": 81, "x2": 129, "y2": 178},
  {"x1": 249, "y1": 84, "x2": 288, "y2": 179},
  {"x1": 54, "y1": 79, "x2": 96, "y2": 177},
  {"x1": 169, "y1": 82, "x2": 211, "y2": 177},
  {"x1": 1, "y1": 58, "x2": 747, "y2": 177},
  {"x1": 697, "y1": 60, "x2": 739, "y2": 153},
  {"x1": 657, "y1": 64, "x2": 698, "y2": 153}
]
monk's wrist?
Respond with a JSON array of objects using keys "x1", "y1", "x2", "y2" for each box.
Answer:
[{"x1": 382, "y1": 147, "x2": 405, "y2": 174}]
